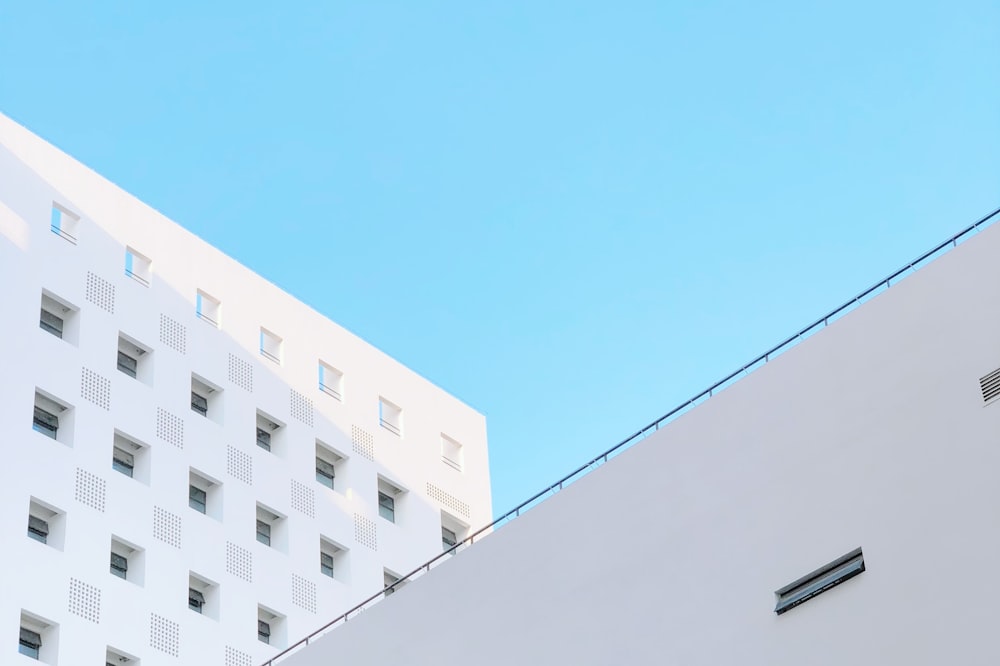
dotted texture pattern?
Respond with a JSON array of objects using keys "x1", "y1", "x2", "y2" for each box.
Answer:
[
  {"x1": 290, "y1": 479, "x2": 315, "y2": 518},
  {"x1": 225, "y1": 646, "x2": 253, "y2": 666},
  {"x1": 354, "y1": 513, "x2": 377, "y2": 550},
  {"x1": 228, "y1": 353, "x2": 253, "y2": 392},
  {"x1": 153, "y1": 506, "x2": 182, "y2": 548},
  {"x1": 75, "y1": 468, "x2": 106, "y2": 512},
  {"x1": 292, "y1": 574, "x2": 317, "y2": 613},
  {"x1": 427, "y1": 483, "x2": 471, "y2": 519},
  {"x1": 156, "y1": 407, "x2": 184, "y2": 448},
  {"x1": 149, "y1": 613, "x2": 180, "y2": 657},
  {"x1": 159, "y1": 314, "x2": 186, "y2": 354},
  {"x1": 80, "y1": 367, "x2": 111, "y2": 410},
  {"x1": 290, "y1": 389, "x2": 314, "y2": 426},
  {"x1": 226, "y1": 541, "x2": 253, "y2": 582},
  {"x1": 68, "y1": 578, "x2": 101, "y2": 623},
  {"x1": 351, "y1": 425, "x2": 374, "y2": 461},
  {"x1": 86, "y1": 271, "x2": 115, "y2": 313},
  {"x1": 227, "y1": 445, "x2": 252, "y2": 485}
]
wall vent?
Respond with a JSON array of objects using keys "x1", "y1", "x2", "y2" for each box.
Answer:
[
  {"x1": 225, "y1": 646, "x2": 253, "y2": 666},
  {"x1": 226, "y1": 445, "x2": 253, "y2": 485},
  {"x1": 156, "y1": 407, "x2": 184, "y2": 448},
  {"x1": 68, "y1": 578, "x2": 101, "y2": 623},
  {"x1": 80, "y1": 367, "x2": 111, "y2": 410},
  {"x1": 291, "y1": 479, "x2": 315, "y2": 518},
  {"x1": 226, "y1": 542, "x2": 253, "y2": 582},
  {"x1": 351, "y1": 425, "x2": 374, "y2": 461},
  {"x1": 159, "y1": 314, "x2": 187, "y2": 354},
  {"x1": 980, "y1": 368, "x2": 1000, "y2": 403},
  {"x1": 354, "y1": 513, "x2": 377, "y2": 550},
  {"x1": 153, "y1": 506, "x2": 182, "y2": 548},
  {"x1": 228, "y1": 353, "x2": 254, "y2": 392},
  {"x1": 75, "y1": 468, "x2": 107, "y2": 512},
  {"x1": 291, "y1": 574, "x2": 317, "y2": 613},
  {"x1": 290, "y1": 389, "x2": 314, "y2": 426},
  {"x1": 85, "y1": 271, "x2": 115, "y2": 313},
  {"x1": 149, "y1": 613, "x2": 180, "y2": 656},
  {"x1": 426, "y1": 483, "x2": 470, "y2": 519},
  {"x1": 774, "y1": 547, "x2": 865, "y2": 615}
]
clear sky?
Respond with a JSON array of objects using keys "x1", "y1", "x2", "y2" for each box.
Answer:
[{"x1": 2, "y1": 2, "x2": 998, "y2": 517}]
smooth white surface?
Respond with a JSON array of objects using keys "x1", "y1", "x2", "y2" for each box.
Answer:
[
  {"x1": 280, "y1": 216, "x2": 1000, "y2": 665},
  {"x1": 0, "y1": 113, "x2": 491, "y2": 665}
]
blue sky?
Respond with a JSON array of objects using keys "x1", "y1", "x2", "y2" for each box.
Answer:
[{"x1": 2, "y1": 2, "x2": 998, "y2": 516}]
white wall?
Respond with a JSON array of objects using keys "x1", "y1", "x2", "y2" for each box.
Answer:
[
  {"x1": 278, "y1": 216, "x2": 1000, "y2": 665},
  {"x1": 0, "y1": 113, "x2": 491, "y2": 665}
]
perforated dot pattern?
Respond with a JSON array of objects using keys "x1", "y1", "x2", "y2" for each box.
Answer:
[
  {"x1": 149, "y1": 613, "x2": 180, "y2": 657},
  {"x1": 225, "y1": 646, "x2": 253, "y2": 666},
  {"x1": 290, "y1": 479, "x2": 315, "y2": 518},
  {"x1": 75, "y1": 468, "x2": 106, "y2": 512},
  {"x1": 159, "y1": 313, "x2": 186, "y2": 354},
  {"x1": 156, "y1": 407, "x2": 184, "y2": 448},
  {"x1": 354, "y1": 513, "x2": 377, "y2": 550},
  {"x1": 153, "y1": 506, "x2": 182, "y2": 548},
  {"x1": 351, "y1": 425, "x2": 374, "y2": 461},
  {"x1": 86, "y1": 271, "x2": 115, "y2": 313},
  {"x1": 228, "y1": 353, "x2": 253, "y2": 392},
  {"x1": 227, "y1": 445, "x2": 253, "y2": 485},
  {"x1": 68, "y1": 578, "x2": 101, "y2": 623},
  {"x1": 290, "y1": 389, "x2": 314, "y2": 426},
  {"x1": 80, "y1": 367, "x2": 111, "y2": 410},
  {"x1": 427, "y1": 483, "x2": 471, "y2": 519},
  {"x1": 292, "y1": 574, "x2": 317, "y2": 613},
  {"x1": 226, "y1": 541, "x2": 253, "y2": 582}
]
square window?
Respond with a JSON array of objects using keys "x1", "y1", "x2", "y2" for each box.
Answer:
[
  {"x1": 189, "y1": 587, "x2": 205, "y2": 613},
  {"x1": 441, "y1": 434, "x2": 464, "y2": 471},
  {"x1": 189, "y1": 486, "x2": 207, "y2": 513},
  {"x1": 27, "y1": 499, "x2": 64, "y2": 550},
  {"x1": 260, "y1": 328, "x2": 282, "y2": 364},
  {"x1": 112, "y1": 447, "x2": 134, "y2": 477},
  {"x1": 320, "y1": 537, "x2": 348, "y2": 582},
  {"x1": 32, "y1": 407, "x2": 58, "y2": 439},
  {"x1": 442, "y1": 526, "x2": 457, "y2": 552},
  {"x1": 50, "y1": 202, "x2": 79, "y2": 243},
  {"x1": 196, "y1": 290, "x2": 221, "y2": 327},
  {"x1": 255, "y1": 411, "x2": 284, "y2": 454},
  {"x1": 189, "y1": 469, "x2": 221, "y2": 520},
  {"x1": 315, "y1": 440, "x2": 344, "y2": 491},
  {"x1": 255, "y1": 504, "x2": 284, "y2": 550},
  {"x1": 441, "y1": 511, "x2": 468, "y2": 556},
  {"x1": 33, "y1": 391, "x2": 72, "y2": 445},
  {"x1": 110, "y1": 552, "x2": 128, "y2": 579},
  {"x1": 379, "y1": 397, "x2": 402, "y2": 436},
  {"x1": 320, "y1": 552, "x2": 334, "y2": 577},
  {"x1": 106, "y1": 647, "x2": 139, "y2": 666},
  {"x1": 383, "y1": 569, "x2": 405, "y2": 597},
  {"x1": 378, "y1": 492, "x2": 395, "y2": 523},
  {"x1": 27, "y1": 515, "x2": 49, "y2": 544},
  {"x1": 188, "y1": 572, "x2": 218, "y2": 619},
  {"x1": 39, "y1": 291, "x2": 79, "y2": 344},
  {"x1": 258, "y1": 620, "x2": 270, "y2": 644},
  {"x1": 110, "y1": 537, "x2": 144, "y2": 586},
  {"x1": 318, "y1": 361, "x2": 344, "y2": 401},
  {"x1": 124, "y1": 247, "x2": 152, "y2": 286},
  {"x1": 117, "y1": 333, "x2": 152, "y2": 383},
  {"x1": 19, "y1": 626, "x2": 42, "y2": 659},
  {"x1": 256, "y1": 520, "x2": 271, "y2": 546},
  {"x1": 19, "y1": 611, "x2": 57, "y2": 664},
  {"x1": 257, "y1": 606, "x2": 284, "y2": 648},
  {"x1": 112, "y1": 431, "x2": 149, "y2": 484},
  {"x1": 191, "y1": 374, "x2": 222, "y2": 423}
]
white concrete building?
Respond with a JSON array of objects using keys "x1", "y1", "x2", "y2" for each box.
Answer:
[
  {"x1": 271, "y1": 207, "x2": 1000, "y2": 666},
  {"x1": 0, "y1": 113, "x2": 492, "y2": 666}
]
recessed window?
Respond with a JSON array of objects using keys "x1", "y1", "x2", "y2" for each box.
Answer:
[
  {"x1": 19, "y1": 626, "x2": 42, "y2": 659},
  {"x1": 260, "y1": 328, "x2": 282, "y2": 365},
  {"x1": 255, "y1": 504, "x2": 285, "y2": 550},
  {"x1": 319, "y1": 537, "x2": 348, "y2": 581},
  {"x1": 27, "y1": 499, "x2": 64, "y2": 550},
  {"x1": 112, "y1": 431, "x2": 149, "y2": 484},
  {"x1": 112, "y1": 446, "x2": 134, "y2": 478},
  {"x1": 191, "y1": 374, "x2": 222, "y2": 423},
  {"x1": 441, "y1": 434, "x2": 464, "y2": 471},
  {"x1": 441, "y1": 511, "x2": 468, "y2": 556},
  {"x1": 19, "y1": 610, "x2": 56, "y2": 662},
  {"x1": 117, "y1": 333, "x2": 151, "y2": 383},
  {"x1": 33, "y1": 390, "x2": 72, "y2": 445},
  {"x1": 189, "y1": 572, "x2": 218, "y2": 619},
  {"x1": 318, "y1": 361, "x2": 344, "y2": 401},
  {"x1": 106, "y1": 647, "x2": 139, "y2": 666},
  {"x1": 315, "y1": 440, "x2": 344, "y2": 491},
  {"x1": 257, "y1": 606, "x2": 284, "y2": 648},
  {"x1": 442, "y1": 526, "x2": 458, "y2": 552},
  {"x1": 378, "y1": 397, "x2": 403, "y2": 436},
  {"x1": 39, "y1": 290, "x2": 78, "y2": 344},
  {"x1": 196, "y1": 290, "x2": 221, "y2": 327},
  {"x1": 383, "y1": 569, "x2": 405, "y2": 598},
  {"x1": 124, "y1": 247, "x2": 152, "y2": 286},
  {"x1": 50, "y1": 202, "x2": 79, "y2": 243},
  {"x1": 189, "y1": 469, "x2": 221, "y2": 520},
  {"x1": 110, "y1": 537, "x2": 144, "y2": 586},
  {"x1": 377, "y1": 477, "x2": 404, "y2": 524},
  {"x1": 774, "y1": 547, "x2": 865, "y2": 615},
  {"x1": 255, "y1": 410, "x2": 284, "y2": 454}
]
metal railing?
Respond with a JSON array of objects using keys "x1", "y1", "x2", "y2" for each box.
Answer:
[{"x1": 262, "y1": 205, "x2": 1000, "y2": 665}]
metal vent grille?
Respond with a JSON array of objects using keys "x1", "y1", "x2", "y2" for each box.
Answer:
[
  {"x1": 427, "y1": 482, "x2": 470, "y2": 518},
  {"x1": 159, "y1": 314, "x2": 186, "y2": 354},
  {"x1": 291, "y1": 574, "x2": 317, "y2": 613},
  {"x1": 354, "y1": 513, "x2": 377, "y2": 550},
  {"x1": 68, "y1": 578, "x2": 101, "y2": 623},
  {"x1": 228, "y1": 353, "x2": 253, "y2": 391},
  {"x1": 153, "y1": 506, "x2": 182, "y2": 548},
  {"x1": 80, "y1": 367, "x2": 111, "y2": 410},
  {"x1": 291, "y1": 479, "x2": 315, "y2": 518},
  {"x1": 227, "y1": 445, "x2": 253, "y2": 485},
  {"x1": 226, "y1": 541, "x2": 253, "y2": 582},
  {"x1": 981, "y1": 367, "x2": 1000, "y2": 403},
  {"x1": 225, "y1": 646, "x2": 253, "y2": 666},
  {"x1": 75, "y1": 468, "x2": 107, "y2": 512},
  {"x1": 149, "y1": 613, "x2": 180, "y2": 657},
  {"x1": 290, "y1": 389, "x2": 314, "y2": 426},
  {"x1": 156, "y1": 407, "x2": 184, "y2": 448},
  {"x1": 86, "y1": 271, "x2": 115, "y2": 313},
  {"x1": 352, "y1": 425, "x2": 374, "y2": 460}
]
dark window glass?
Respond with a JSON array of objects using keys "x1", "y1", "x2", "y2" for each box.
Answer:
[
  {"x1": 39, "y1": 309, "x2": 64, "y2": 338},
  {"x1": 256, "y1": 428, "x2": 271, "y2": 451},
  {"x1": 191, "y1": 392, "x2": 208, "y2": 416},
  {"x1": 19, "y1": 628, "x2": 42, "y2": 658},
  {"x1": 189, "y1": 486, "x2": 207, "y2": 514},
  {"x1": 320, "y1": 552, "x2": 334, "y2": 577},
  {"x1": 316, "y1": 458, "x2": 335, "y2": 489},
  {"x1": 110, "y1": 552, "x2": 128, "y2": 579},
  {"x1": 378, "y1": 491, "x2": 395, "y2": 523},
  {"x1": 117, "y1": 351, "x2": 138, "y2": 378},
  {"x1": 27, "y1": 515, "x2": 49, "y2": 544},
  {"x1": 112, "y1": 448, "x2": 135, "y2": 477},
  {"x1": 256, "y1": 519, "x2": 271, "y2": 546},
  {"x1": 32, "y1": 406, "x2": 58, "y2": 439},
  {"x1": 189, "y1": 588, "x2": 205, "y2": 613}
]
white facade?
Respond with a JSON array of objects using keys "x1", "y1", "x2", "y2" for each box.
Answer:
[
  {"x1": 0, "y1": 113, "x2": 491, "y2": 666},
  {"x1": 277, "y1": 210, "x2": 1000, "y2": 666}
]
